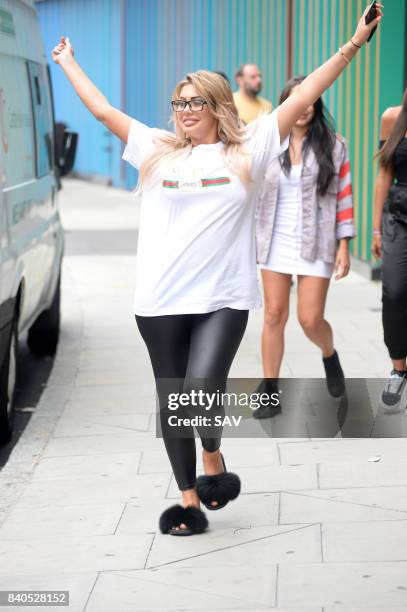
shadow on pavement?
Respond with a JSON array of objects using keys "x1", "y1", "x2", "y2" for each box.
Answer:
[{"x1": 0, "y1": 334, "x2": 55, "y2": 469}]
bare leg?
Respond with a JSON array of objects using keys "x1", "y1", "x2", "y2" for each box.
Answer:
[
  {"x1": 261, "y1": 270, "x2": 292, "y2": 377},
  {"x1": 392, "y1": 358, "x2": 407, "y2": 371},
  {"x1": 297, "y1": 275, "x2": 333, "y2": 357}
]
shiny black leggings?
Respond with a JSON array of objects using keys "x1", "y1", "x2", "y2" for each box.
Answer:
[
  {"x1": 135, "y1": 308, "x2": 248, "y2": 490},
  {"x1": 382, "y1": 209, "x2": 407, "y2": 360}
]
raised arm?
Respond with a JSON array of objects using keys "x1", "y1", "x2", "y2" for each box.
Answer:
[
  {"x1": 371, "y1": 108, "x2": 397, "y2": 259},
  {"x1": 52, "y1": 37, "x2": 131, "y2": 143},
  {"x1": 276, "y1": 4, "x2": 383, "y2": 142}
]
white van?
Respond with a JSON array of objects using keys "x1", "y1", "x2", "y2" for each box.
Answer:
[{"x1": 0, "y1": 0, "x2": 77, "y2": 443}]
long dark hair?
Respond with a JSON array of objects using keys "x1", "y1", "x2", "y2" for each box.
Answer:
[
  {"x1": 377, "y1": 87, "x2": 407, "y2": 169},
  {"x1": 279, "y1": 75, "x2": 336, "y2": 196}
]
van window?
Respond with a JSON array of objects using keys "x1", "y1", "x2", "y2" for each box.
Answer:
[
  {"x1": 0, "y1": 56, "x2": 35, "y2": 188},
  {"x1": 27, "y1": 61, "x2": 53, "y2": 178}
]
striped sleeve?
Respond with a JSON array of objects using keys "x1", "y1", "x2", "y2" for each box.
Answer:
[{"x1": 336, "y1": 139, "x2": 356, "y2": 240}]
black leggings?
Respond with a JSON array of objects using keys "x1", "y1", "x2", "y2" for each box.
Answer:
[
  {"x1": 135, "y1": 308, "x2": 248, "y2": 490},
  {"x1": 382, "y1": 208, "x2": 407, "y2": 360}
]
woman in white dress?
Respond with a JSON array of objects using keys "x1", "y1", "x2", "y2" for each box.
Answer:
[
  {"x1": 254, "y1": 76, "x2": 356, "y2": 418},
  {"x1": 51, "y1": 6, "x2": 381, "y2": 533}
]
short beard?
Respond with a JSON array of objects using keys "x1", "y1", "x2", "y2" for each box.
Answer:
[{"x1": 244, "y1": 85, "x2": 261, "y2": 97}]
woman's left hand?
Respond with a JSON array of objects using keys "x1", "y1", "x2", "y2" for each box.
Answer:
[
  {"x1": 334, "y1": 243, "x2": 350, "y2": 280},
  {"x1": 353, "y1": 3, "x2": 384, "y2": 46}
]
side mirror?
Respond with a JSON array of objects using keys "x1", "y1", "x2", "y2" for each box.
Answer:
[{"x1": 57, "y1": 130, "x2": 78, "y2": 176}]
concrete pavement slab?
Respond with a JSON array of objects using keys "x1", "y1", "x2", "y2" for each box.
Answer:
[
  {"x1": 323, "y1": 520, "x2": 407, "y2": 562},
  {"x1": 0, "y1": 501, "x2": 125, "y2": 539},
  {"x1": 63, "y1": 383, "x2": 155, "y2": 404},
  {"x1": 323, "y1": 608, "x2": 407, "y2": 612},
  {"x1": 30, "y1": 452, "x2": 142, "y2": 481},
  {"x1": 77, "y1": 348, "x2": 148, "y2": 370},
  {"x1": 319, "y1": 460, "x2": 407, "y2": 488},
  {"x1": 61, "y1": 397, "x2": 155, "y2": 417},
  {"x1": 167, "y1": 522, "x2": 322, "y2": 567},
  {"x1": 293, "y1": 485, "x2": 407, "y2": 513},
  {"x1": 279, "y1": 438, "x2": 407, "y2": 464},
  {"x1": 146, "y1": 524, "x2": 320, "y2": 569},
  {"x1": 199, "y1": 609, "x2": 322, "y2": 612},
  {"x1": 79, "y1": 334, "x2": 141, "y2": 349},
  {"x1": 51, "y1": 413, "x2": 151, "y2": 437},
  {"x1": 0, "y1": 571, "x2": 96, "y2": 612},
  {"x1": 86, "y1": 565, "x2": 277, "y2": 611},
  {"x1": 277, "y1": 562, "x2": 407, "y2": 607},
  {"x1": 58, "y1": 180, "x2": 140, "y2": 231},
  {"x1": 74, "y1": 369, "x2": 147, "y2": 387},
  {"x1": 12, "y1": 472, "x2": 171, "y2": 507},
  {"x1": 280, "y1": 490, "x2": 407, "y2": 523},
  {"x1": 0, "y1": 533, "x2": 153, "y2": 574},
  {"x1": 42, "y1": 432, "x2": 163, "y2": 457}
]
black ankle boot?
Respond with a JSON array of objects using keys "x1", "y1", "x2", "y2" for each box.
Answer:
[
  {"x1": 322, "y1": 349, "x2": 345, "y2": 397},
  {"x1": 252, "y1": 378, "x2": 282, "y2": 419}
]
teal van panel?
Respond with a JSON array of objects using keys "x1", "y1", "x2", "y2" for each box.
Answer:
[{"x1": 0, "y1": 0, "x2": 44, "y2": 61}]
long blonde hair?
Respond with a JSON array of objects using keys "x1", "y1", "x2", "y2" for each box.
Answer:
[{"x1": 138, "y1": 70, "x2": 253, "y2": 188}]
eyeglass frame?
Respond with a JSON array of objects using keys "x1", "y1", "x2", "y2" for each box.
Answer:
[{"x1": 171, "y1": 98, "x2": 208, "y2": 112}]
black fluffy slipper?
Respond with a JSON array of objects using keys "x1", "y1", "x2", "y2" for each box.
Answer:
[
  {"x1": 159, "y1": 504, "x2": 208, "y2": 536},
  {"x1": 196, "y1": 453, "x2": 241, "y2": 511}
]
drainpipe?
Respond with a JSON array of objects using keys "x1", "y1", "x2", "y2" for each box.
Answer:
[
  {"x1": 286, "y1": 0, "x2": 294, "y2": 80},
  {"x1": 120, "y1": 0, "x2": 127, "y2": 186}
]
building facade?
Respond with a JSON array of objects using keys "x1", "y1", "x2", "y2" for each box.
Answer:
[{"x1": 35, "y1": 0, "x2": 406, "y2": 266}]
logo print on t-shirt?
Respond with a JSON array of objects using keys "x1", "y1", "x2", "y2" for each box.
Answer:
[
  {"x1": 163, "y1": 177, "x2": 231, "y2": 191},
  {"x1": 162, "y1": 163, "x2": 231, "y2": 192}
]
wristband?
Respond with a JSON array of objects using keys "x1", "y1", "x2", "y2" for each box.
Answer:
[{"x1": 373, "y1": 230, "x2": 382, "y2": 235}]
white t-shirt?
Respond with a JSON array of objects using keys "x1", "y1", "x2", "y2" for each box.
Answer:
[{"x1": 122, "y1": 110, "x2": 288, "y2": 316}]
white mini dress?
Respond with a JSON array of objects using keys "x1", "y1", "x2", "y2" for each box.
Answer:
[{"x1": 259, "y1": 164, "x2": 334, "y2": 278}]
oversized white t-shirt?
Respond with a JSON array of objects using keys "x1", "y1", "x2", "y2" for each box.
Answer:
[{"x1": 122, "y1": 110, "x2": 288, "y2": 316}]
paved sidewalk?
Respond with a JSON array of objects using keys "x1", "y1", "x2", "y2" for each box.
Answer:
[{"x1": 1, "y1": 179, "x2": 407, "y2": 612}]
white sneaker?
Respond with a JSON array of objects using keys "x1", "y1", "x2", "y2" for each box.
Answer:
[{"x1": 381, "y1": 370, "x2": 407, "y2": 408}]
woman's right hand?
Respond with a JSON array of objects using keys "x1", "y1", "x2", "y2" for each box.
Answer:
[
  {"x1": 51, "y1": 36, "x2": 74, "y2": 64},
  {"x1": 371, "y1": 233, "x2": 382, "y2": 259}
]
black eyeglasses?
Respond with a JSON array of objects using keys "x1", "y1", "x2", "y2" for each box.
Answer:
[{"x1": 171, "y1": 98, "x2": 208, "y2": 112}]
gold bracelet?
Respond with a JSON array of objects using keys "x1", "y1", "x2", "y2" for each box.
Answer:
[
  {"x1": 350, "y1": 37, "x2": 362, "y2": 49},
  {"x1": 338, "y1": 46, "x2": 351, "y2": 65}
]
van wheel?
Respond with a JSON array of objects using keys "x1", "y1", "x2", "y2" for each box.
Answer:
[
  {"x1": 27, "y1": 273, "x2": 61, "y2": 357},
  {"x1": 0, "y1": 316, "x2": 18, "y2": 445}
]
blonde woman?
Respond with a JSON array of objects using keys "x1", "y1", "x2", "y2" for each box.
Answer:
[{"x1": 52, "y1": 5, "x2": 382, "y2": 536}]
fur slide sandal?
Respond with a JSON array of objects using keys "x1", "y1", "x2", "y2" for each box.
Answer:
[
  {"x1": 196, "y1": 453, "x2": 241, "y2": 511},
  {"x1": 159, "y1": 504, "x2": 208, "y2": 535}
]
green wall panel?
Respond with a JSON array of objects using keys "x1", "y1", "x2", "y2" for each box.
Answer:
[
  {"x1": 38, "y1": 0, "x2": 406, "y2": 254},
  {"x1": 292, "y1": 0, "x2": 406, "y2": 263}
]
